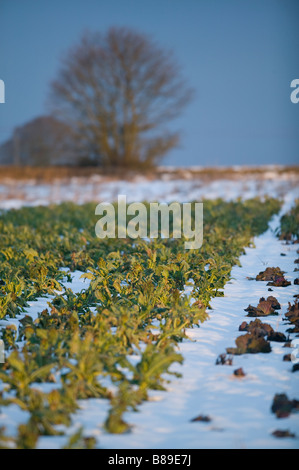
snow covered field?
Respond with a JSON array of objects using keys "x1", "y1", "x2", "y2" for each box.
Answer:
[
  {"x1": 0, "y1": 167, "x2": 298, "y2": 449},
  {"x1": 0, "y1": 166, "x2": 298, "y2": 209}
]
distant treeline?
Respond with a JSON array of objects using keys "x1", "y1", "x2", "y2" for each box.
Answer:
[
  {"x1": 0, "y1": 160, "x2": 298, "y2": 182},
  {"x1": 0, "y1": 116, "x2": 90, "y2": 167}
]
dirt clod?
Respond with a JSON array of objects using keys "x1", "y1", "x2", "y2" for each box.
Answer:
[
  {"x1": 264, "y1": 296, "x2": 281, "y2": 310},
  {"x1": 191, "y1": 415, "x2": 212, "y2": 423},
  {"x1": 267, "y1": 277, "x2": 291, "y2": 287},
  {"x1": 256, "y1": 267, "x2": 285, "y2": 281},
  {"x1": 226, "y1": 333, "x2": 271, "y2": 355},
  {"x1": 284, "y1": 301, "x2": 299, "y2": 334},
  {"x1": 233, "y1": 367, "x2": 246, "y2": 377},
  {"x1": 238, "y1": 318, "x2": 274, "y2": 337},
  {"x1": 215, "y1": 353, "x2": 233, "y2": 365},
  {"x1": 271, "y1": 393, "x2": 299, "y2": 418},
  {"x1": 272, "y1": 429, "x2": 296, "y2": 438},
  {"x1": 244, "y1": 299, "x2": 278, "y2": 317},
  {"x1": 267, "y1": 331, "x2": 287, "y2": 342}
]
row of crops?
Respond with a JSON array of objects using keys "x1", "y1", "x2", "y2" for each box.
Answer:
[{"x1": 0, "y1": 197, "x2": 287, "y2": 448}]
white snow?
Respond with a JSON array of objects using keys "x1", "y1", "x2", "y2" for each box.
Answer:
[{"x1": 0, "y1": 167, "x2": 298, "y2": 209}]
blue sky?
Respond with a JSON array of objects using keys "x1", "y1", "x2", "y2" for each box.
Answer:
[{"x1": 0, "y1": 0, "x2": 298, "y2": 167}]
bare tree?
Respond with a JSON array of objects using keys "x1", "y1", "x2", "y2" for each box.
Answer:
[{"x1": 49, "y1": 27, "x2": 193, "y2": 168}]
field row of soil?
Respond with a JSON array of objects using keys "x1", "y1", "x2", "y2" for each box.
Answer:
[{"x1": 0, "y1": 164, "x2": 298, "y2": 183}]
